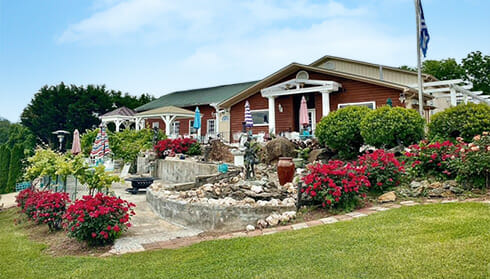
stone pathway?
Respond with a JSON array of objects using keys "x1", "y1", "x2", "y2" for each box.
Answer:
[
  {"x1": 105, "y1": 183, "x2": 202, "y2": 255},
  {"x1": 135, "y1": 198, "x2": 490, "y2": 254}
]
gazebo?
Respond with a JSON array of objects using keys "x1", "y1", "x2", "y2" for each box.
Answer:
[
  {"x1": 134, "y1": 106, "x2": 196, "y2": 136},
  {"x1": 100, "y1": 107, "x2": 136, "y2": 132}
]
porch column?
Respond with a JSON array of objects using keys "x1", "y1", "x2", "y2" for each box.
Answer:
[
  {"x1": 450, "y1": 86, "x2": 457, "y2": 107},
  {"x1": 161, "y1": 115, "x2": 176, "y2": 136},
  {"x1": 321, "y1": 91, "x2": 330, "y2": 116},
  {"x1": 268, "y1": 96, "x2": 276, "y2": 135},
  {"x1": 115, "y1": 120, "x2": 121, "y2": 132}
]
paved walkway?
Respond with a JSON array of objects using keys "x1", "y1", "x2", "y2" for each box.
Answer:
[
  {"x1": 137, "y1": 198, "x2": 490, "y2": 253},
  {"x1": 106, "y1": 183, "x2": 202, "y2": 255}
]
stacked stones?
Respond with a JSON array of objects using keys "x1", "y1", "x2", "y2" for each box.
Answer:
[{"x1": 397, "y1": 180, "x2": 465, "y2": 198}]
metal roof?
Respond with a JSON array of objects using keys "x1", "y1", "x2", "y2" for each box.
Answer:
[
  {"x1": 135, "y1": 106, "x2": 195, "y2": 117},
  {"x1": 135, "y1": 81, "x2": 258, "y2": 112}
]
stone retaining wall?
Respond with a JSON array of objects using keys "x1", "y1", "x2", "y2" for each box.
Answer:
[
  {"x1": 155, "y1": 159, "x2": 218, "y2": 183},
  {"x1": 147, "y1": 188, "x2": 295, "y2": 231}
]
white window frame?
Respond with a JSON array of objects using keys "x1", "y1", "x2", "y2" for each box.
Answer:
[
  {"x1": 207, "y1": 119, "x2": 216, "y2": 135},
  {"x1": 338, "y1": 101, "x2": 376, "y2": 110},
  {"x1": 152, "y1": 121, "x2": 159, "y2": 129},
  {"x1": 250, "y1": 109, "x2": 269, "y2": 127},
  {"x1": 171, "y1": 121, "x2": 180, "y2": 135},
  {"x1": 307, "y1": 108, "x2": 316, "y2": 131},
  {"x1": 189, "y1": 120, "x2": 196, "y2": 134}
]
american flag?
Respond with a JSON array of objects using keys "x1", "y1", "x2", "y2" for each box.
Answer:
[{"x1": 418, "y1": 0, "x2": 430, "y2": 57}]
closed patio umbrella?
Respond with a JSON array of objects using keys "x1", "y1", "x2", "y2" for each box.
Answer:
[
  {"x1": 90, "y1": 126, "x2": 111, "y2": 166},
  {"x1": 299, "y1": 96, "x2": 309, "y2": 128},
  {"x1": 71, "y1": 129, "x2": 81, "y2": 155},
  {"x1": 244, "y1": 101, "x2": 253, "y2": 128}
]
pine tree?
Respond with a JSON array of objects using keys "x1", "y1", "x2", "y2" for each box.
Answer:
[
  {"x1": 0, "y1": 144, "x2": 10, "y2": 193},
  {"x1": 6, "y1": 144, "x2": 24, "y2": 193}
]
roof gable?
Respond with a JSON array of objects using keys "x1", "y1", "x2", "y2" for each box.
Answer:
[
  {"x1": 218, "y1": 63, "x2": 425, "y2": 108},
  {"x1": 100, "y1": 106, "x2": 136, "y2": 117}
]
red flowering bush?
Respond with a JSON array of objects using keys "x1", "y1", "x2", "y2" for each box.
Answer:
[
  {"x1": 301, "y1": 160, "x2": 370, "y2": 210},
  {"x1": 356, "y1": 149, "x2": 405, "y2": 191},
  {"x1": 403, "y1": 140, "x2": 462, "y2": 180},
  {"x1": 154, "y1": 138, "x2": 199, "y2": 158},
  {"x1": 18, "y1": 189, "x2": 71, "y2": 231},
  {"x1": 63, "y1": 193, "x2": 135, "y2": 246},
  {"x1": 16, "y1": 187, "x2": 36, "y2": 210}
]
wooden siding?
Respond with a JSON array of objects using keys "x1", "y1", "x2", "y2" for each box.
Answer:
[
  {"x1": 229, "y1": 70, "x2": 405, "y2": 140},
  {"x1": 317, "y1": 58, "x2": 419, "y2": 86}
]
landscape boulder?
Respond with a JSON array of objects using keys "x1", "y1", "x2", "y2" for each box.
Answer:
[{"x1": 263, "y1": 137, "x2": 296, "y2": 164}]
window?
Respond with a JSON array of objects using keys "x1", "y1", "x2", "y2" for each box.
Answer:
[
  {"x1": 152, "y1": 121, "x2": 159, "y2": 129},
  {"x1": 171, "y1": 121, "x2": 180, "y2": 135},
  {"x1": 189, "y1": 120, "x2": 197, "y2": 134},
  {"x1": 338, "y1": 101, "x2": 376, "y2": 110},
  {"x1": 207, "y1": 119, "x2": 216, "y2": 135},
  {"x1": 250, "y1": 110, "x2": 269, "y2": 126}
]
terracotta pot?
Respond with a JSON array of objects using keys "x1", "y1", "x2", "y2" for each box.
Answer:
[{"x1": 277, "y1": 157, "x2": 295, "y2": 186}]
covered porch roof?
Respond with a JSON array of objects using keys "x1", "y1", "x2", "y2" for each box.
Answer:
[{"x1": 134, "y1": 106, "x2": 196, "y2": 135}]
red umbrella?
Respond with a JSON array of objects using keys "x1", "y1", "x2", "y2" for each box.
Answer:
[
  {"x1": 299, "y1": 96, "x2": 309, "y2": 128},
  {"x1": 71, "y1": 129, "x2": 81, "y2": 155}
]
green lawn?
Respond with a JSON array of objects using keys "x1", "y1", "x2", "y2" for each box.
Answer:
[{"x1": 1, "y1": 203, "x2": 489, "y2": 279}]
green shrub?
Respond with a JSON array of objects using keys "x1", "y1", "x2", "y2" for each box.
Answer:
[
  {"x1": 0, "y1": 144, "x2": 10, "y2": 193},
  {"x1": 428, "y1": 103, "x2": 490, "y2": 142},
  {"x1": 315, "y1": 106, "x2": 370, "y2": 159},
  {"x1": 109, "y1": 129, "x2": 165, "y2": 163},
  {"x1": 6, "y1": 144, "x2": 25, "y2": 193},
  {"x1": 360, "y1": 106, "x2": 425, "y2": 148}
]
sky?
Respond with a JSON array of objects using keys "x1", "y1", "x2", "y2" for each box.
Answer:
[{"x1": 0, "y1": 0, "x2": 489, "y2": 122}]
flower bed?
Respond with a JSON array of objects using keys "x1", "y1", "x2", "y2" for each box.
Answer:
[
  {"x1": 154, "y1": 138, "x2": 200, "y2": 158},
  {"x1": 301, "y1": 160, "x2": 370, "y2": 210},
  {"x1": 356, "y1": 149, "x2": 405, "y2": 191},
  {"x1": 63, "y1": 193, "x2": 135, "y2": 246},
  {"x1": 17, "y1": 188, "x2": 71, "y2": 231}
]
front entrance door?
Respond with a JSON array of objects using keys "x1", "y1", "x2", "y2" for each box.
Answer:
[{"x1": 307, "y1": 109, "x2": 316, "y2": 132}]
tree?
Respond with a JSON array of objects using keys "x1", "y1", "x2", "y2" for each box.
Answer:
[
  {"x1": 6, "y1": 144, "x2": 24, "y2": 193},
  {"x1": 462, "y1": 51, "x2": 490, "y2": 94},
  {"x1": 0, "y1": 145, "x2": 11, "y2": 193},
  {"x1": 0, "y1": 117, "x2": 10, "y2": 145},
  {"x1": 6, "y1": 123, "x2": 36, "y2": 152},
  {"x1": 422, "y1": 58, "x2": 465, "y2": 81},
  {"x1": 399, "y1": 65, "x2": 416, "y2": 72},
  {"x1": 21, "y1": 82, "x2": 154, "y2": 146}
]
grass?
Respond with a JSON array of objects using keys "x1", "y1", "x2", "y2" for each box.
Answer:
[{"x1": 1, "y1": 203, "x2": 489, "y2": 279}]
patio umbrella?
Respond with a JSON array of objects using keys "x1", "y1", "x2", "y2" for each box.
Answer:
[
  {"x1": 90, "y1": 126, "x2": 111, "y2": 166},
  {"x1": 71, "y1": 129, "x2": 81, "y2": 155},
  {"x1": 299, "y1": 96, "x2": 309, "y2": 128},
  {"x1": 244, "y1": 101, "x2": 253, "y2": 128},
  {"x1": 193, "y1": 107, "x2": 201, "y2": 130}
]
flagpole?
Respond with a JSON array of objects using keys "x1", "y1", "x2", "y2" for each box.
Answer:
[{"x1": 415, "y1": 0, "x2": 424, "y2": 117}]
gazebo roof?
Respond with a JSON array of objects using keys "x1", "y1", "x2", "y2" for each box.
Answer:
[
  {"x1": 135, "y1": 106, "x2": 195, "y2": 118},
  {"x1": 100, "y1": 106, "x2": 136, "y2": 118}
]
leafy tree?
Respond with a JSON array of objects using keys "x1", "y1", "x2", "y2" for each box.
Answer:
[
  {"x1": 21, "y1": 82, "x2": 155, "y2": 146},
  {"x1": 6, "y1": 144, "x2": 25, "y2": 193},
  {"x1": 0, "y1": 145, "x2": 11, "y2": 193},
  {"x1": 0, "y1": 117, "x2": 10, "y2": 145},
  {"x1": 6, "y1": 123, "x2": 36, "y2": 152},
  {"x1": 399, "y1": 65, "x2": 416, "y2": 72},
  {"x1": 422, "y1": 58, "x2": 465, "y2": 81},
  {"x1": 462, "y1": 51, "x2": 490, "y2": 94}
]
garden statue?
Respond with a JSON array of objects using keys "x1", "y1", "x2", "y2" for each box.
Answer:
[
  {"x1": 152, "y1": 126, "x2": 159, "y2": 145},
  {"x1": 244, "y1": 133, "x2": 258, "y2": 180}
]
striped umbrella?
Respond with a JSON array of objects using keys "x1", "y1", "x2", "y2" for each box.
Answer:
[
  {"x1": 90, "y1": 126, "x2": 111, "y2": 166},
  {"x1": 244, "y1": 101, "x2": 253, "y2": 128}
]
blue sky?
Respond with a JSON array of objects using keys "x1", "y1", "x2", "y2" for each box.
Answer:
[{"x1": 0, "y1": 0, "x2": 489, "y2": 122}]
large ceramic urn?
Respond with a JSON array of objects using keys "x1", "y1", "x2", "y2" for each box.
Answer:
[{"x1": 277, "y1": 157, "x2": 295, "y2": 185}]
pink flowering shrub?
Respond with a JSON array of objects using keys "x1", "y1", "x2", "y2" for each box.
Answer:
[
  {"x1": 356, "y1": 149, "x2": 405, "y2": 191},
  {"x1": 301, "y1": 160, "x2": 370, "y2": 210},
  {"x1": 63, "y1": 193, "x2": 135, "y2": 246},
  {"x1": 17, "y1": 189, "x2": 71, "y2": 231},
  {"x1": 452, "y1": 133, "x2": 489, "y2": 188},
  {"x1": 403, "y1": 140, "x2": 461, "y2": 180},
  {"x1": 154, "y1": 138, "x2": 199, "y2": 158}
]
